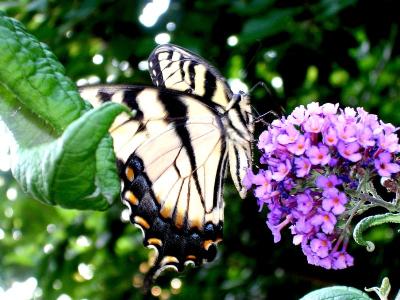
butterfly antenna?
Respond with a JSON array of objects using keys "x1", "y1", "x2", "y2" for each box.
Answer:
[
  {"x1": 254, "y1": 110, "x2": 280, "y2": 126},
  {"x1": 248, "y1": 81, "x2": 272, "y2": 95},
  {"x1": 242, "y1": 40, "x2": 263, "y2": 78}
]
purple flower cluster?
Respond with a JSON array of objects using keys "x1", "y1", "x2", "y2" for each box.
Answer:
[{"x1": 244, "y1": 102, "x2": 400, "y2": 269}]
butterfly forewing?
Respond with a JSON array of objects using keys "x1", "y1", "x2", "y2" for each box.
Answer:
[{"x1": 148, "y1": 44, "x2": 233, "y2": 108}]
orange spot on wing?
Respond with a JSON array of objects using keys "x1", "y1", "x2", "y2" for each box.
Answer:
[
  {"x1": 203, "y1": 240, "x2": 214, "y2": 250},
  {"x1": 147, "y1": 238, "x2": 163, "y2": 247},
  {"x1": 160, "y1": 205, "x2": 172, "y2": 219},
  {"x1": 134, "y1": 216, "x2": 150, "y2": 229},
  {"x1": 186, "y1": 255, "x2": 197, "y2": 261},
  {"x1": 125, "y1": 191, "x2": 138, "y2": 205},
  {"x1": 125, "y1": 167, "x2": 135, "y2": 181}
]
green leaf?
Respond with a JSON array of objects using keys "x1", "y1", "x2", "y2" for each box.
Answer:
[
  {"x1": 300, "y1": 286, "x2": 372, "y2": 300},
  {"x1": 0, "y1": 12, "x2": 85, "y2": 134},
  {"x1": 0, "y1": 12, "x2": 129, "y2": 210},
  {"x1": 231, "y1": 0, "x2": 276, "y2": 16},
  {"x1": 314, "y1": 0, "x2": 358, "y2": 19},
  {"x1": 353, "y1": 213, "x2": 400, "y2": 252},
  {"x1": 10, "y1": 102, "x2": 128, "y2": 210}
]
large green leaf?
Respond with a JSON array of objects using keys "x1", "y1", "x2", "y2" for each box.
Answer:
[
  {"x1": 0, "y1": 11, "x2": 84, "y2": 134},
  {"x1": 0, "y1": 12, "x2": 128, "y2": 210},
  {"x1": 300, "y1": 286, "x2": 372, "y2": 300}
]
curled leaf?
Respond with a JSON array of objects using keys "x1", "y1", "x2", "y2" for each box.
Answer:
[{"x1": 353, "y1": 213, "x2": 400, "y2": 252}]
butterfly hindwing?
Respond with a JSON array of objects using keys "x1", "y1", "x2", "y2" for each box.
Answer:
[{"x1": 80, "y1": 85, "x2": 227, "y2": 273}]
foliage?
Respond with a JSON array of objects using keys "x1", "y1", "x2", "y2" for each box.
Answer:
[
  {"x1": 1, "y1": 0, "x2": 400, "y2": 299},
  {"x1": 300, "y1": 286, "x2": 372, "y2": 300},
  {"x1": 300, "y1": 277, "x2": 398, "y2": 300},
  {"x1": 0, "y1": 12, "x2": 129, "y2": 210}
]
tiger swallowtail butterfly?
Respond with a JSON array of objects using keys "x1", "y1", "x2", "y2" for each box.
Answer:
[{"x1": 80, "y1": 44, "x2": 253, "y2": 279}]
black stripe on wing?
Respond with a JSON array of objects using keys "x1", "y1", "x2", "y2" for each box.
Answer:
[
  {"x1": 157, "y1": 91, "x2": 205, "y2": 206},
  {"x1": 213, "y1": 148, "x2": 228, "y2": 208},
  {"x1": 86, "y1": 85, "x2": 146, "y2": 122},
  {"x1": 203, "y1": 69, "x2": 217, "y2": 101},
  {"x1": 148, "y1": 44, "x2": 233, "y2": 106}
]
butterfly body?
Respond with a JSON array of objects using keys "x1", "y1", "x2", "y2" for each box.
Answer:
[{"x1": 80, "y1": 44, "x2": 253, "y2": 276}]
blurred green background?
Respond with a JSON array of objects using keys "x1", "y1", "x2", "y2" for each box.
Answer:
[{"x1": 1, "y1": 0, "x2": 400, "y2": 299}]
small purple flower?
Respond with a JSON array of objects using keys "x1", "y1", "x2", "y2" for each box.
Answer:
[
  {"x1": 292, "y1": 216, "x2": 313, "y2": 234},
  {"x1": 322, "y1": 126, "x2": 338, "y2": 146},
  {"x1": 257, "y1": 130, "x2": 276, "y2": 154},
  {"x1": 329, "y1": 157, "x2": 339, "y2": 167},
  {"x1": 321, "y1": 103, "x2": 339, "y2": 115},
  {"x1": 243, "y1": 169, "x2": 271, "y2": 189},
  {"x1": 303, "y1": 115, "x2": 325, "y2": 133},
  {"x1": 242, "y1": 169, "x2": 257, "y2": 189},
  {"x1": 287, "y1": 105, "x2": 309, "y2": 125},
  {"x1": 254, "y1": 175, "x2": 273, "y2": 199},
  {"x1": 344, "y1": 107, "x2": 357, "y2": 119},
  {"x1": 306, "y1": 144, "x2": 331, "y2": 165},
  {"x1": 358, "y1": 108, "x2": 379, "y2": 130},
  {"x1": 310, "y1": 233, "x2": 332, "y2": 258},
  {"x1": 381, "y1": 122, "x2": 396, "y2": 134},
  {"x1": 318, "y1": 257, "x2": 333, "y2": 269},
  {"x1": 374, "y1": 152, "x2": 400, "y2": 177},
  {"x1": 307, "y1": 102, "x2": 322, "y2": 115},
  {"x1": 267, "y1": 215, "x2": 292, "y2": 243},
  {"x1": 322, "y1": 188, "x2": 347, "y2": 215},
  {"x1": 316, "y1": 175, "x2": 342, "y2": 189},
  {"x1": 294, "y1": 157, "x2": 311, "y2": 177},
  {"x1": 287, "y1": 135, "x2": 310, "y2": 155},
  {"x1": 306, "y1": 253, "x2": 320, "y2": 266},
  {"x1": 310, "y1": 210, "x2": 336, "y2": 234},
  {"x1": 331, "y1": 251, "x2": 354, "y2": 269},
  {"x1": 336, "y1": 124, "x2": 357, "y2": 143},
  {"x1": 356, "y1": 126, "x2": 375, "y2": 148},
  {"x1": 277, "y1": 123, "x2": 300, "y2": 145},
  {"x1": 378, "y1": 132, "x2": 400, "y2": 153},
  {"x1": 337, "y1": 141, "x2": 362, "y2": 162},
  {"x1": 296, "y1": 192, "x2": 314, "y2": 214},
  {"x1": 267, "y1": 205, "x2": 283, "y2": 226},
  {"x1": 271, "y1": 159, "x2": 292, "y2": 182}
]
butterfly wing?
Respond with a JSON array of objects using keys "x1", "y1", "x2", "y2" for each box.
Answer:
[
  {"x1": 149, "y1": 44, "x2": 254, "y2": 199},
  {"x1": 80, "y1": 85, "x2": 227, "y2": 274},
  {"x1": 148, "y1": 44, "x2": 233, "y2": 108},
  {"x1": 226, "y1": 95, "x2": 254, "y2": 198}
]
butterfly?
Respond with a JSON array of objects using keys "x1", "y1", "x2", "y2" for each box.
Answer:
[{"x1": 80, "y1": 44, "x2": 253, "y2": 278}]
